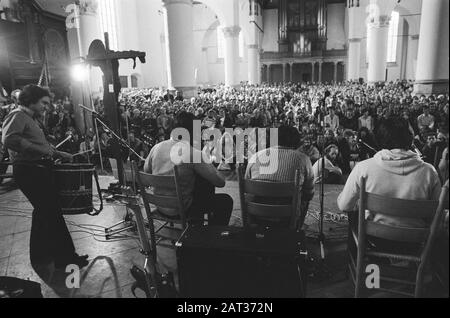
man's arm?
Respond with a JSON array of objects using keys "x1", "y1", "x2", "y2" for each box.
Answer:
[
  {"x1": 2, "y1": 112, "x2": 53, "y2": 158},
  {"x1": 194, "y1": 163, "x2": 226, "y2": 188},
  {"x1": 337, "y1": 164, "x2": 361, "y2": 212},
  {"x1": 301, "y1": 156, "x2": 315, "y2": 202}
]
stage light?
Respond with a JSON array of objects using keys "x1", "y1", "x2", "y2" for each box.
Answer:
[{"x1": 71, "y1": 63, "x2": 88, "y2": 82}]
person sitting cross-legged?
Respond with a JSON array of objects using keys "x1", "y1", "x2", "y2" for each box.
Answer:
[{"x1": 337, "y1": 117, "x2": 442, "y2": 253}]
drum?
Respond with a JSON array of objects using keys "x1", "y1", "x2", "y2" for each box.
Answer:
[{"x1": 54, "y1": 164, "x2": 103, "y2": 216}]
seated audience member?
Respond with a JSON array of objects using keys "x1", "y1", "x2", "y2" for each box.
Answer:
[
  {"x1": 245, "y1": 125, "x2": 314, "y2": 228},
  {"x1": 439, "y1": 146, "x2": 449, "y2": 183},
  {"x1": 312, "y1": 144, "x2": 343, "y2": 184},
  {"x1": 421, "y1": 132, "x2": 440, "y2": 165},
  {"x1": 337, "y1": 129, "x2": 355, "y2": 175},
  {"x1": 337, "y1": 117, "x2": 442, "y2": 229},
  {"x1": 144, "y1": 111, "x2": 233, "y2": 226},
  {"x1": 298, "y1": 136, "x2": 320, "y2": 164}
]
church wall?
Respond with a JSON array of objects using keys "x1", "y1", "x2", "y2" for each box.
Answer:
[
  {"x1": 326, "y1": 3, "x2": 346, "y2": 51},
  {"x1": 353, "y1": 0, "x2": 423, "y2": 82},
  {"x1": 261, "y1": 9, "x2": 278, "y2": 52},
  {"x1": 134, "y1": 0, "x2": 166, "y2": 88}
]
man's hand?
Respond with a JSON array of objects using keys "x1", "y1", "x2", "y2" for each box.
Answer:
[{"x1": 55, "y1": 151, "x2": 73, "y2": 163}]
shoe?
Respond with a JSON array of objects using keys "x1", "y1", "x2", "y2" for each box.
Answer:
[{"x1": 55, "y1": 254, "x2": 90, "y2": 270}]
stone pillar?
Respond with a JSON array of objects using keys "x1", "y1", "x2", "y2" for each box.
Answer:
[
  {"x1": 311, "y1": 62, "x2": 315, "y2": 83},
  {"x1": 199, "y1": 47, "x2": 209, "y2": 85},
  {"x1": 318, "y1": 62, "x2": 323, "y2": 83},
  {"x1": 267, "y1": 64, "x2": 271, "y2": 84},
  {"x1": 289, "y1": 63, "x2": 294, "y2": 82},
  {"x1": 414, "y1": 0, "x2": 449, "y2": 95},
  {"x1": 333, "y1": 61, "x2": 339, "y2": 83},
  {"x1": 222, "y1": 25, "x2": 241, "y2": 87},
  {"x1": 162, "y1": 0, "x2": 196, "y2": 96},
  {"x1": 248, "y1": 44, "x2": 259, "y2": 85},
  {"x1": 66, "y1": 0, "x2": 102, "y2": 133},
  {"x1": 342, "y1": 62, "x2": 346, "y2": 82},
  {"x1": 347, "y1": 38, "x2": 361, "y2": 80},
  {"x1": 282, "y1": 63, "x2": 287, "y2": 83},
  {"x1": 367, "y1": 14, "x2": 391, "y2": 84}
]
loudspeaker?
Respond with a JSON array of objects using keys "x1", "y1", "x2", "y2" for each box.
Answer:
[{"x1": 176, "y1": 226, "x2": 307, "y2": 298}]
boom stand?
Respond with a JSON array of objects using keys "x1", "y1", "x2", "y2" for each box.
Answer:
[{"x1": 78, "y1": 104, "x2": 145, "y2": 240}]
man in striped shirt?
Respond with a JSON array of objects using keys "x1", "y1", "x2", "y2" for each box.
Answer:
[{"x1": 245, "y1": 126, "x2": 315, "y2": 228}]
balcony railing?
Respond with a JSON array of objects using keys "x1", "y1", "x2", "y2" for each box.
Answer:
[{"x1": 261, "y1": 49, "x2": 347, "y2": 60}]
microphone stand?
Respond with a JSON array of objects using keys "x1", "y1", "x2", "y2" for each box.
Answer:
[{"x1": 78, "y1": 104, "x2": 145, "y2": 240}]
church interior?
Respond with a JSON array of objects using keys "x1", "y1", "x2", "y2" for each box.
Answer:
[{"x1": 0, "y1": 0, "x2": 448, "y2": 299}]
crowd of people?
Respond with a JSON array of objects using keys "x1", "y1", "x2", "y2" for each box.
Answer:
[
  {"x1": 1, "y1": 80, "x2": 449, "y2": 183},
  {"x1": 100, "y1": 80, "x2": 449, "y2": 182}
]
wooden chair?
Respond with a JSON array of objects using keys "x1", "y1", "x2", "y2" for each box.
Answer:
[
  {"x1": 237, "y1": 164, "x2": 302, "y2": 230},
  {"x1": 135, "y1": 164, "x2": 187, "y2": 261},
  {"x1": 348, "y1": 177, "x2": 448, "y2": 298},
  {"x1": 110, "y1": 159, "x2": 134, "y2": 184}
]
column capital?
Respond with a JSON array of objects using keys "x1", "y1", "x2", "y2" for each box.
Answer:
[
  {"x1": 162, "y1": 0, "x2": 193, "y2": 7},
  {"x1": 411, "y1": 34, "x2": 419, "y2": 40},
  {"x1": 248, "y1": 44, "x2": 259, "y2": 49},
  {"x1": 368, "y1": 14, "x2": 391, "y2": 28},
  {"x1": 222, "y1": 26, "x2": 241, "y2": 38},
  {"x1": 78, "y1": 0, "x2": 99, "y2": 16}
]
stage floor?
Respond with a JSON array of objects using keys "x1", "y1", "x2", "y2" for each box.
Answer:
[{"x1": 0, "y1": 175, "x2": 445, "y2": 298}]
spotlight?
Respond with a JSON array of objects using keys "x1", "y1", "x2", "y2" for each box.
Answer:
[{"x1": 71, "y1": 63, "x2": 88, "y2": 82}]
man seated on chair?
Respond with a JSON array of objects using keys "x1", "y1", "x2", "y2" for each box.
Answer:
[
  {"x1": 245, "y1": 125, "x2": 314, "y2": 229},
  {"x1": 337, "y1": 117, "x2": 442, "y2": 250},
  {"x1": 312, "y1": 144, "x2": 343, "y2": 185},
  {"x1": 144, "y1": 111, "x2": 233, "y2": 226}
]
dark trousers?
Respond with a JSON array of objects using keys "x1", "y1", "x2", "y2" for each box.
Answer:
[
  {"x1": 13, "y1": 162, "x2": 76, "y2": 264},
  {"x1": 186, "y1": 175, "x2": 233, "y2": 226}
]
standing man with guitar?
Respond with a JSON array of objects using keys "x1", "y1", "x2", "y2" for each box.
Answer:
[{"x1": 1, "y1": 85, "x2": 89, "y2": 269}]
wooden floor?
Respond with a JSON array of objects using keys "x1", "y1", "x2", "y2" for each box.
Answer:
[{"x1": 0, "y1": 172, "x2": 447, "y2": 298}]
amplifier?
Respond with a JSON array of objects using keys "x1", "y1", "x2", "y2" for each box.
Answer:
[{"x1": 176, "y1": 225, "x2": 308, "y2": 298}]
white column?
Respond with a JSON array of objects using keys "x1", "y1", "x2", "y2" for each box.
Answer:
[
  {"x1": 66, "y1": 0, "x2": 102, "y2": 133},
  {"x1": 199, "y1": 47, "x2": 209, "y2": 85},
  {"x1": 248, "y1": 44, "x2": 259, "y2": 85},
  {"x1": 347, "y1": 38, "x2": 361, "y2": 80},
  {"x1": 367, "y1": 14, "x2": 390, "y2": 84},
  {"x1": 318, "y1": 62, "x2": 322, "y2": 83},
  {"x1": 414, "y1": 0, "x2": 449, "y2": 95},
  {"x1": 223, "y1": 25, "x2": 241, "y2": 87},
  {"x1": 289, "y1": 63, "x2": 293, "y2": 82},
  {"x1": 162, "y1": 0, "x2": 196, "y2": 96},
  {"x1": 333, "y1": 61, "x2": 338, "y2": 83}
]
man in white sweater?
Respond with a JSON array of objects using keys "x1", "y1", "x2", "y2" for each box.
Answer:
[{"x1": 337, "y1": 117, "x2": 442, "y2": 228}]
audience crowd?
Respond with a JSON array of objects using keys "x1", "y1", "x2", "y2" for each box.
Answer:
[{"x1": 1, "y1": 80, "x2": 449, "y2": 183}]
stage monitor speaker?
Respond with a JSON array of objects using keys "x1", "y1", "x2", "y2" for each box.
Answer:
[{"x1": 176, "y1": 226, "x2": 308, "y2": 298}]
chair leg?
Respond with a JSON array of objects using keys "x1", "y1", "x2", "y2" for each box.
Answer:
[
  {"x1": 415, "y1": 263, "x2": 426, "y2": 298},
  {"x1": 355, "y1": 256, "x2": 365, "y2": 298},
  {"x1": 148, "y1": 219, "x2": 157, "y2": 264}
]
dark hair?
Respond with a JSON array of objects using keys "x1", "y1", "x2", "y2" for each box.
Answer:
[
  {"x1": 18, "y1": 85, "x2": 50, "y2": 108},
  {"x1": 174, "y1": 111, "x2": 195, "y2": 145},
  {"x1": 278, "y1": 125, "x2": 300, "y2": 149},
  {"x1": 376, "y1": 117, "x2": 413, "y2": 150}
]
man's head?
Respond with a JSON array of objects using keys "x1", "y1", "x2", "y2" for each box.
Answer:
[
  {"x1": 278, "y1": 125, "x2": 301, "y2": 149},
  {"x1": 325, "y1": 144, "x2": 339, "y2": 161},
  {"x1": 376, "y1": 117, "x2": 413, "y2": 150},
  {"x1": 343, "y1": 129, "x2": 355, "y2": 143},
  {"x1": 19, "y1": 85, "x2": 50, "y2": 117},
  {"x1": 423, "y1": 106, "x2": 430, "y2": 115}
]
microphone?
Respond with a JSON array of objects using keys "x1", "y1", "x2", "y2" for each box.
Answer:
[
  {"x1": 78, "y1": 104, "x2": 100, "y2": 117},
  {"x1": 358, "y1": 139, "x2": 377, "y2": 153},
  {"x1": 411, "y1": 143, "x2": 423, "y2": 158}
]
